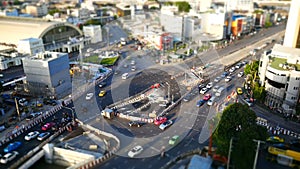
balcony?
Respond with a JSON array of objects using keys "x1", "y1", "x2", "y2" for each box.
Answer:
[{"x1": 265, "y1": 68, "x2": 287, "y2": 84}]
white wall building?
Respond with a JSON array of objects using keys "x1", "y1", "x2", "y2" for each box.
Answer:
[
  {"x1": 18, "y1": 38, "x2": 45, "y2": 55},
  {"x1": 199, "y1": 12, "x2": 226, "y2": 41},
  {"x1": 258, "y1": 44, "x2": 300, "y2": 113},
  {"x1": 25, "y1": 3, "x2": 48, "y2": 17},
  {"x1": 83, "y1": 25, "x2": 102, "y2": 44},
  {"x1": 0, "y1": 50, "x2": 23, "y2": 70},
  {"x1": 283, "y1": 0, "x2": 300, "y2": 49}
]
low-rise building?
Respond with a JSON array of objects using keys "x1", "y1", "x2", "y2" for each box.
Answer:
[
  {"x1": 22, "y1": 52, "x2": 71, "y2": 98},
  {"x1": 0, "y1": 49, "x2": 23, "y2": 70},
  {"x1": 18, "y1": 38, "x2": 45, "y2": 56},
  {"x1": 25, "y1": 2, "x2": 48, "y2": 17},
  {"x1": 258, "y1": 44, "x2": 300, "y2": 113}
]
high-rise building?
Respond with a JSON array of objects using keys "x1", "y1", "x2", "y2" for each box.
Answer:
[
  {"x1": 258, "y1": 0, "x2": 300, "y2": 113},
  {"x1": 283, "y1": 0, "x2": 300, "y2": 48}
]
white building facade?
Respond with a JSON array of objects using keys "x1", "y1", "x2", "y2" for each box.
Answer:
[
  {"x1": 258, "y1": 44, "x2": 300, "y2": 113},
  {"x1": 18, "y1": 38, "x2": 45, "y2": 55},
  {"x1": 83, "y1": 25, "x2": 102, "y2": 44}
]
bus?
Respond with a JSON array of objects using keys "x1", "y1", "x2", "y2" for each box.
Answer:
[{"x1": 267, "y1": 146, "x2": 300, "y2": 168}]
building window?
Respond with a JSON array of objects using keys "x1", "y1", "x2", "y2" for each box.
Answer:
[
  {"x1": 291, "y1": 97, "x2": 296, "y2": 100},
  {"x1": 296, "y1": 77, "x2": 300, "y2": 80},
  {"x1": 294, "y1": 87, "x2": 299, "y2": 90}
]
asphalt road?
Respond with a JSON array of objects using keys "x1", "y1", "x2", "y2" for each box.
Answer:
[{"x1": 0, "y1": 107, "x2": 74, "y2": 169}]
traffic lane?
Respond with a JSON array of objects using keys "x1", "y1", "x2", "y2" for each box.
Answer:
[
  {"x1": 0, "y1": 107, "x2": 73, "y2": 168},
  {"x1": 217, "y1": 24, "x2": 285, "y2": 57}
]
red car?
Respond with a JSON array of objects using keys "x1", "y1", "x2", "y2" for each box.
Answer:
[
  {"x1": 154, "y1": 117, "x2": 167, "y2": 125},
  {"x1": 203, "y1": 94, "x2": 212, "y2": 101},
  {"x1": 42, "y1": 122, "x2": 56, "y2": 131}
]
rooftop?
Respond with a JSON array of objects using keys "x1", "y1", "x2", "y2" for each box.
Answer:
[{"x1": 270, "y1": 57, "x2": 300, "y2": 71}]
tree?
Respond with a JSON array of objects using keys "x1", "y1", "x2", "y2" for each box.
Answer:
[
  {"x1": 13, "y1": 0, "x2": 21, "y2": 5},
  {"x1": 253, "y1": 82, "x2": 266, "y2": 102},
  {"x1": 48, "y1": 9, "x2": 61, "y2": 16},
  {"x1": 214, "y1": 103, "x2": 268, "y2": 169},
  {"x1": 175, "y1": 1, "x2": 191, "y2": 13}
]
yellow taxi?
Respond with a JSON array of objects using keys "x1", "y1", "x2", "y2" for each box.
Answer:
[
  {"x1": 99, "y1": 90, "x2": 106, "y2": 97},
  {"x1": 236, "y1": 87, "x2": 243, "y2": 95}
]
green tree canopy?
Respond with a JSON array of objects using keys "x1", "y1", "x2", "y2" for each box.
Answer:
[
  {"x1": 175, "y1": 1, "x2": 191, "y2": 13},
  {"x1": 48, "y1": 9, "x2": 61, "y2": 16},
  {"x1": 214, "y1": 103, "x2": 268, "y2": 169}
]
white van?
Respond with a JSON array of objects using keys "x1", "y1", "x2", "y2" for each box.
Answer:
[
  {"x1": 215, "y1": 87, "x2": 225, "y2": 97},
  {"x1": 122, "y1": 73, "x2": 129, "y2": 80},
  {"x1": 207, "y1": 96, "x2": 216, "y2": 106}
]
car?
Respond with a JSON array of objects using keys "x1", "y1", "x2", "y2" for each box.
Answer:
[
  {"x1": 221, "y1": 72, "x2": 229, "y2": 78},
  {"x1": 229, "y1": 67, "x2": 235, "y2": 73},
  {"x1": 225, "y1": 76, "x2": 232, "y2": 82},
  {"x1": 24, "y1": 131, "x2": 39, "y2": 141},
  {"x1": 206, "y1": 82, "x2": 213, "y2": 89},
  {"x1": 123, "y1": 64, "x2": 128, "y2": 68},
  {"x1": 128, "y1": 121, "x2": 144, "y2": 127},
  {"x1": 203, "y1": 94, "x2": 212, "y2": 101},
  {"x1": 0, "y1": 151, "x2": 18, "y2": 164},
  {"x1": 238, "y1": 72, "x2": 244, "y2": 77},
  {"x1": 236, "y1": 88, "x2": 243, "y2": 95},
  {"x1": 267, "y1": 136, "x2": 284, "y2": 143},
  {"x1": 85, "y1": 93, "x2": 94, "y2": 100},
  {"x1": 235, "y1": 63, "x2": 242, "y2": 69},
  {"x1": 243, "y1": 98, "x2": 253, "y2": 107},
  {"x1": 99, "y1": 90, "x2": 106, "y2": 97},
  {"x1": 131, "y1": 60, "x2": 136, "y2": 65},
  {"x1": 159, "y1": 120, "x2": 173, "y2": 130},
  {"x1": 42, "y1": 122, "x2": 56, "y2": 131},
  {"x1": 4, "y1": 141, "x2": 22, "y2": 153},
  {"x1": 128, "y1": 145, "x2": 143, "y2": 158},
  {"x1": 43, "y1": 99, "x2": 57, "y2": 106},
  {"x1": 214, "y1": 77, "x2": 221, "y2": 82},
  {"x1": 35, "y1": 101, "x2": 43, "y2": 107},
  {"x1": 18, "y1": 98, "x2": 28, "y2": 106},
  {"x1": 213, "y1": 85, "x2": 219, "y2": 92},
  {"x1": 200, "y1": 87, "x2": 208, "y2": 94},
  {"x1": 272, "y1": 143, "x2": 290, "y2": 150},
  {"x1": 169, "y1": 135, "x2": 180, "y2": 145},
  {"x1": 154, "y1": 117, "x2": 167, "y2": 125},
  {"x1": 98, "y1": 82, "x2": 106, "y2": 88},
  {"x1": 131, "y1": 66, "x2": 136, "y2": 71},
  {"x1": 207, "y1": 96, "x2": 216, "y2": 106},
  {"x1": 183, "y1": 93, "x2": 194, "y2": 102},
  {"x1": 198, "y1": 84, "x2": 205, "y2": 89},
  {"x1": 197, "y1": 100, "x2": 206, "y2": 107},
  {"x1": 37, "y1": 132, "x2": 50, "y2": 141}
]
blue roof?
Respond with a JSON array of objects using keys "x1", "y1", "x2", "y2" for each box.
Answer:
[{"x1": 188, "y1": 155, "x2": 213, "y2": 169}]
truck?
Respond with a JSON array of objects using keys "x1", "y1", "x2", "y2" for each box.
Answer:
[{"x1": 101, "y1": 108, "x2": 115, "y2": 119}]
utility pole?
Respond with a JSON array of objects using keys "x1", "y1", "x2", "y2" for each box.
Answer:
[
  {"x1": 253, "y1": 139, "x2": 265, "y2": 169},
  {"x1": 227, "y1": 138, "x2": 233, "y2": 169}
]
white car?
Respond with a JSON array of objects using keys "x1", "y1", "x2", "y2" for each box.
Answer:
[
  {"x1": 238, "y1": 72, "x2": 244, "y2": 77},
  {"x1": 86, "y1": 93, "x2": 94, "y2": 100},
  {"x1": 131, "y1": 66, "x2": 136, "y2": 71},
  {"x1": 214, "y1": 77, "x2": 221, "y2": 82},
  {"x1": 0, "y1": 151, "x2": 18, "y2": 164},
  {"x1": 207, "y1": 96, "x2": 216, "y2": 106},
  {"x1": 37, "y1": 132, "x2": 50, "y2": 141},
  {"x1": 206, "y1": 82, "x2": 213, "y2": 89},
  {"x1": 128, "y1": 145, "x2": 143, "y2": 158},
  {"x1": 213, "y1": 85, "x2": 219, "y2": 92},
  {"x1": 159, "y1": 120, "x2": 173, "y2": 130},
  {"x1": 225, "y1": 76, "x2": 232, "y2": 82},
  {"x1": 229, "y1": 67, "x2": 235, "y2": 73},
  {"x1": 25, "y1": 131, "x2": 39, "y2": 141},
  {"x1": 200, "y1": 87, "x2": 208, "y2": 94},
  {"x1": 131, "y1": 60, "x2": 136, "y2": 65}
]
